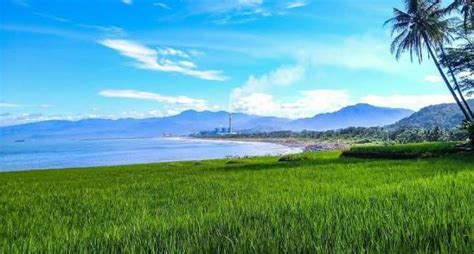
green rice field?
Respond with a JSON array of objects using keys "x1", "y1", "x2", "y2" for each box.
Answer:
[{"x1": 0, "y1": 144, "x2": 473, "y2": 253}]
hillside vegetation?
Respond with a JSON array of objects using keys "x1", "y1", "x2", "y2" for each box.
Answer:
[
  {"x1": 0, "y1": 144, "x2": 472, "y2": 253},
  {"x1": 392, "y1": 100, "x2": 474, "y2": 129}
]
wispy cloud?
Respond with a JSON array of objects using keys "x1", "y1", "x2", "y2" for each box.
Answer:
[
  {"x1": 122, "y1": 0, "x2": 132, "y2": 5},
  {"x1": 0, "y1": 108, "x2": 219, "y2": 127},
  {"x1": 424, "y1": 74, "x2": 443, "y2": 83},
  {"x1": 231, "y1": 64, "x2": 319, "y2": 118},
  {"x1": 33, "y1": 12, "x2": 69, "y2": 23},
  {"x1": 0, "y1": 113, "x2": 96, "y2": 127},
  {"x1": 238, "y1": 0, "x2": 263, "y2": 5},
  {"x1": 299, "y1": 35, "x2": 399, "y2": 72},
  {"x1": 233, "y1": 90, "x2": 351, "y2": 118},
  {"x1": 0, "y1": 102, "x2": 22, "y2": 108},
  {"x1": 26, "y1": 11, "x2": 125, "y2": 36},
  {"x1": 10, "y1": 0, "x2": 30, "y2": 8},
  {"x1": 153, "y1": 2, "x2": 171, "y2": 10},
  {"x1": 157, "y1": 47, "x2": 190, "y2": 58},
  {"x1": 0, "y1": 102, "x2": 54, "y2": 109},
  {"x1": 177, "y1": 0, "x2": 274, "y2": 24},
  {"x1": 361, "y1": 94, "x2": 454, "y2": 110},
  {"x1": 77, "y1": 24, "x2": 125, "y2": 35},
  {"x1": 233, "y1": 91, "x2": 459, "y2": 118},
  {"x1": 232, "y1": 65, "x2": 305, "y2": 98},
  {"x1": 99, "y1": 39, "x2": 227, "y2": 81},
  {"x1": 143, "y1": 31, "x2": 402, "y2": 73},
  {"x1": 99, "y1": 89, "x2": 209, "y2": 110},
  {"x1": 39, "y1": 104, "x2": 54, "y2": 109},
  {"x1": 286, "y1": 1, "x2": 308, "y2": 9}
]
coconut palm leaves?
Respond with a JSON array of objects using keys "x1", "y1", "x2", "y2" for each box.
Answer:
[
  {"x1": 445, "y1": 0, "x2": 474, "y2": 29},
  {"x1": 385, "y1": 0, "x2": 453, "y2": 62},
  {"x1": 386, "y1": 0, "x2": 473, "y2": 121}
]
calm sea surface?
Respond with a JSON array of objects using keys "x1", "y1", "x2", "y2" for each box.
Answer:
[{"x1": 0, "y1": 138, "x2": 300, "y2": 172}]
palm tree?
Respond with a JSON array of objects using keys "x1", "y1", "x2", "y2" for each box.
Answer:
[
  {"x1": 440, "y1": 0, "x2": 474, "y2": 118},
  {"x1": 385, "y1": 0, "x2": 472, "y2": 121},
  {"x1": 440, "y1": 45, "x2": 474, "y2": 118},
  {"x1": 445, "y1": 0, "x2": 473, "y2": 29}
]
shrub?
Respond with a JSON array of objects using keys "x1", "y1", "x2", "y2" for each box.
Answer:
[
  {"x1": 342, "y1": 142, "x2": 460, "y2": 159},
  {"x1": 460, "y1": 121, "x2": 474, "y2": 145}
]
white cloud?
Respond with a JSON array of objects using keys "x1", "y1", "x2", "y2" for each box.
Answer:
[
  {"x1": 238, "y1": 0, "x2": 263, "y2": 5},
  {"x1": 31, "y1": 11, "x2": 125, "y2": 36},
  {"x1": 233, "y1": 91, "x2": 462, "y2": 118},
  {"x1": 231, "y1": 63, "x2": 457, "y2": 117},
  {"x1": 188, "y1": 49, "x2": 205, "y2": 56},
  {"x1": 361, "y1": 94, "x2": 454, "y2": 110},
  {"x1": 0, "y1": 103, "x2": 54, "y2": 109},
  {"x1": 33, "y1": 12, "x2": 69, "y2": 23},
  {"x1": 231, "y1": 64, "x2": 312, "y2": 118},
  {"x1": 178, "y1": 61, "x2": 196, "y2": 68},
  {"x1": 77, "y1": 24, "x2": 125, "y2": 35},
  {"x1": 189, "y1": 0, "x2": 263, "y2": 15},
  {"x1": 286, "y1": 1, "x2": 308, "y2": 9},
  {"x1": 0, "y1": 112, "x2": 152, "y2": 127},
  {"x1": 299, "y1": 35, "x2": 398, "y2": 72},
  {"x1": 185, "y1": 0, "x2": 271, "y2": 24},
  {"x1": 122, "y1": 0, "x2": 132, "y2": 5},
  {"x1": 157, "y1": 47, "x2": 189, "y2": 58},
  {"x1": 233, "y1": 90, "x2": 351, "y2": 118},
  {"x1": 0, "y1": 113, "x2": 83, "y2": 127},
  {"x1": 153, "y1": 2, "x2": 171, "y2": 9},
  {"x1": 0, "y1": 102, "x2": 21, "y2": 108},
  {"x1": 424, "y1": 74, "x2": 443, "y2": 83},
  {"x1": 11, "y1": 0, "x2": 30, "y2": 8},
  {"x1": 38, "y1": 104, "x2": 53, "y2": 109},
  {"x1": 99, "y1": 39, "x2": 227, "y2": 81},
  {"x1": 99, "y1": 89, "x2": 209, "y2": 110},
  {"x1": 1, "y1": 89, "x2": 222, "y2": 126},
  {"x1": 232, "y1": 65, "x2": 305, "y2": 98}
]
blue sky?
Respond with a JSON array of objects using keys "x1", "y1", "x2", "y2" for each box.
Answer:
[{"x1": 0, "y1": 0, "x2": 457, "y2": 126}]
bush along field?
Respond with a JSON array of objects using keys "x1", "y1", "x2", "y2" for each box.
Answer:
[
  {"x1": 341, "y1": 142, "x2": 467, "y2": 159},
  {"x1": 0, "y1": 143, "x2": 473, "y2": 253}
]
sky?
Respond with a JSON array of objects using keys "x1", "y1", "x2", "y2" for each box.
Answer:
[{"x1": 0, "y1": 0, "x2": 460, "y2": 126}]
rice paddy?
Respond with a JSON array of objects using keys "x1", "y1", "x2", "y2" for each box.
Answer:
[{"x1": 0, "y1": 144, "x2": 473, "y2": 253}]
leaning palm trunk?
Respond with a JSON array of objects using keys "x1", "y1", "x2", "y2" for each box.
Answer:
[
  {"x1": 439, "y1": 45, "x2": 474, "y2": 119},
  {"x1": 422, "y1": 32, "x2": 472, "y2": 121}
]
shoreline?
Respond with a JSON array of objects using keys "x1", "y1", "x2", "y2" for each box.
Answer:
[
  {"x1": 0, "y1": 137, "x2": 303, "y2": 173},
  {"x1": 193, "y1": 136, "x2": 349, "y2": 152}
]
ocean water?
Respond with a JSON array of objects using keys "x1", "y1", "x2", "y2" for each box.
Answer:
[{"x1": 0, "y1": 138, "x2": 300, "y2": 172}]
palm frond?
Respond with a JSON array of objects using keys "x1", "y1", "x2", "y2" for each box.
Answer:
[{"x1": 385, "y1": 0, "x2": 454, "y2": 63}]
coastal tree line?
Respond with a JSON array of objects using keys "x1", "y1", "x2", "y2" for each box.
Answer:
[{"x1": 197, "y1": 126, "x2": 469, "y2": 144}]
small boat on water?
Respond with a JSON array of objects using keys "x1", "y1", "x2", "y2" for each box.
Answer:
[{"x1": 14, "y1": 139, "x2": 25, "y2": 143}]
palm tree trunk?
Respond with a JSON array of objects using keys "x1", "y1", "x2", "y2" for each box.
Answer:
[
  {"x1": 422, "y1": 32, "x2": 472, "y2": 121},
  {"x1": 439, "y1": 45, "x2": 474, "y2": 118}
]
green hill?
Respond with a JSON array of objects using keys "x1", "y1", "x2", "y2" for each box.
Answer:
[{"x1": 392, "y1": 99, "x2": 474, "y2": 129}]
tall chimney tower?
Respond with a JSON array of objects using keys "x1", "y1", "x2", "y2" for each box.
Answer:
[
  {"x1": 228, "y1": 111, "x2": 232, "y2": 134},
  {"x1": 228, "y1": 97, "x2": 233, "y2": 134}
]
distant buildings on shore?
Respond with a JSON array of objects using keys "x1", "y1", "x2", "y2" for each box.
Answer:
[
  {"x1": 198, "y1": 127, "x2": 233, "y2": 136},
  {"x1": 197, "y1": 112, "x2": 235, "y2": 136}
]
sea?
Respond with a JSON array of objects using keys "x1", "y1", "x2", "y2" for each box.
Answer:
[{"x1": 0, "y1": 137, "x2": 301, "y2": 172}]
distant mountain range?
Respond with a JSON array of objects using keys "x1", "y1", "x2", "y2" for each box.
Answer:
[
  {"x1": 391, "y1": 99, "x2": 474, "y2": 129},
  {"x1": 289, "y1": 103, "x2": 413, "y2": 131},
  {"x1": 0, "y1": 103, "x2": 414, "y2": 141}
]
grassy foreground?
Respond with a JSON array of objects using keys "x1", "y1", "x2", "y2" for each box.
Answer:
[{"x1": 0, "y1": 146, "x2": 473, "y2": 252}]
